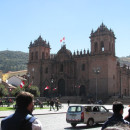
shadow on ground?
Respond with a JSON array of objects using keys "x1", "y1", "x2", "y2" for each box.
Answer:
[{"x1": 64, "y1": 124, "x2": 102, "y2": 129}]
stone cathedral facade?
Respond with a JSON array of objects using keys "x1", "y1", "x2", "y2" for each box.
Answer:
[{"x1": 28, "y1": 23, "x2": 130, "y2": 99}]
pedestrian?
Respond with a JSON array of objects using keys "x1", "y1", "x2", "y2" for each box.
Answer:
[
  {"x1": 55, "y1": 99, "x2": 59, "y2": 111},
  {"x1": 1, "y1": 91, "x2": 43, "y2": 130},
  {"x1": 47, "y1": 100, "x2": 49, "y2": 106},
  {"x1": 124, "y1": 108, "x2": 130, "y2": 122},
  {"x1": 50, "y1": 99, "x2": 55, "y2": 111},
  {"x1": 67, "y1": 100, "x2": 70, "y2": 106},
  {"x1": 102, "y1": 101, "x2": 130, "y2": 130}
]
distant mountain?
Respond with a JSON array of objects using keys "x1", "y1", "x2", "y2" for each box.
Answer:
[
  {"x1": 0, "y1": 50, "x2": 28, "y2": 73},
  {"x1": 0, "y1": 50, "x2": 130, "y2": 73},
  {"x1": 117, "y1": 56, "x2": 130, "y2": 67}
]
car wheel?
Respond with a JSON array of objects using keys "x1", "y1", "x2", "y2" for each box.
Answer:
[
  {"x1": 87, "y1": 118, "x2": 94, "y2": 127},
  {"x1": 71, "y1": 123, "x2": 77, "y2": 127}
]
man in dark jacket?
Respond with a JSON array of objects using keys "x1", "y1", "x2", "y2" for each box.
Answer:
[
  {"x1": 1, "y1": 91, "x2": 42, "y2": 130},
  {"x1": 102, "y1": 101, "x2": 130, "y2": 130}
]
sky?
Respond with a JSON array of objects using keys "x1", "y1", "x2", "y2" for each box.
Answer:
[{"x1": 0, "y1": 0, "x2": 130, "y2": 57}]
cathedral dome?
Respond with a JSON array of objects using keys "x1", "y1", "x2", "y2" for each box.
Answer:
[{"x1": 57, "y1": 45, "x2": 72, "y2": 57}]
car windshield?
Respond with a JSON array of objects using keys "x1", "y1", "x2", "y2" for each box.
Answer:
[{"x1": 68, "y1": 106, "x2": 82, "y2": 112}]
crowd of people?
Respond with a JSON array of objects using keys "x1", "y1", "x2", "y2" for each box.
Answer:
[
  {"x1": 0, "y1": 98, "x2": 14, "y2": 107},
  {"x1": 49, "y1": 98, "x2": 62, "y2": 111}
]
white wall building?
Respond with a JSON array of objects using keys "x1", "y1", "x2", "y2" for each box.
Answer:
[{"x1": 8, "y1": 76, "x2": 26, "y2": 87}]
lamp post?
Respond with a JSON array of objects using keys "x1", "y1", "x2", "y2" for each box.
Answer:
[
  {"x1": 27, "y1": 73, "x2": 30, "y2": 85},
  {"x1": 93, "y1": 67, "x2": 100, "y2": 102},
  {"x1": 32, "y1": 68, "x2": 34, "y2": 84},
  {"x1": 50, "y1": 75, "x2": 54, "y2": 98}
]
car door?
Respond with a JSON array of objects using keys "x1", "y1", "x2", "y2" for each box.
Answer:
[
  {"x1": 91, "y1": 106, "x2": 101, "y2": 123},
  {"x1": 98, "y1": 106, "x2": 110, "y2": 122}
]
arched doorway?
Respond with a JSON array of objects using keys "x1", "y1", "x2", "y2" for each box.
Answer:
[
  {"x1": 79, "y1": 85, "x2": 86, "y2": 96},
  {"x1": 58, "y1": 79, "x2": 65, "y2": 96}
]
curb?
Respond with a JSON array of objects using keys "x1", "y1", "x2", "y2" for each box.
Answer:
[{"x1": 0, "y1": 112, "x2": 66, "y2": 118}]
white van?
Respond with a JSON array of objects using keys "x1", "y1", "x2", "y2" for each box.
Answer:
[{"x1": 66, "y1": 104, "x2": 112, "y2": 127}]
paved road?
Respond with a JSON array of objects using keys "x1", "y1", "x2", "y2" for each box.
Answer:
[
  {"x1": 0, "y1": 104, "x2": 129, "y2": 130},
  {"x1": 0, "y1": 113, "x2": 102, "y2": 130}
]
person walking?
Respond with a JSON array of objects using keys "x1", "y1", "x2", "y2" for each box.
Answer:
[
  {"x1": 50, "y1": 99, "x2": 55, "y2": 111},
  {"x1": 102, "y1": 101, "x2": 130, "y2": 130},
  {"x1": 124, "y1": 108, "x2": 130, "y2": 122},
  {"x1": 55, "y1": 99, "x2": 59, "y2": 111},
  {"x1": 67, "y1": 100, "x2": 70, "y2": 106},
  {"x1": 1, "y1": 91, "x2": 42, "y2": 130}
]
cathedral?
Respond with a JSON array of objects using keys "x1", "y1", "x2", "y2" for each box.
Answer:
[{"x1": 28, "y1": 23, "x2": 130, "y2": 99}]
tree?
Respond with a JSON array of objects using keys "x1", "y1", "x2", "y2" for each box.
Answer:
[
  {"x1": 0, "y1": 84, "x2": 8, "y2": 98},
  {"x1": 11, "y1": 83, "x2": 40, "y2": 97},
  {"x1": 11, "y1": 86, "x2": 23, "y2": 97},
  {"x1": 24, "y1": 84, "x2": 40, "y2": 97}
]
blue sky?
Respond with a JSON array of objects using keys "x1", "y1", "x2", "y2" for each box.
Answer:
[{"x1": 0, "y1": 0, "x2": 130, "y2": 57}]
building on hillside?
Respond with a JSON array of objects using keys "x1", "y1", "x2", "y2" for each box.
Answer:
[
  {"x1": 28, "y1": 23, "x2": 130, "y2": 99},
  {"x1": 2, "y1": 81, "x2": 16, "y2": 92},
  {"x1": 7, "y1": 76, "x2": 26, "y2": 87},
  {"x1": 2, "y1": 70, "x2": 27, "y2": 82}
]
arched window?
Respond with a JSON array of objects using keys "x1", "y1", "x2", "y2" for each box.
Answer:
[
  {"x1": 94, "y1": 42, "x2": 98, "y2": 52},
  {"x1": 31, "y1": 52, "x2": 33, "y2": 60},
  {"x1": 45, "y1": 67, "x2": 48, "y2": 73},
  {"x1": 101, "y1": 42, "x2": 104, "y2": 51},
  {"x1": 109, "y1": 43, "x2": 111, "y2": 51},
  {"x1": 46, "y1": 53, "x2": 48, "y2": 58},
  {"x1": 60, "y1": 64, "x2": 63, "y2": 72},
  {"x1": 82, "y1": 64, "x2": 85, "y2": 71},
  {"x1": 35, "y1": 51, "x2": 38, "y2": 60},
  {"x1": 42, "y1": 52, "x2": 44, "y2": 59}
]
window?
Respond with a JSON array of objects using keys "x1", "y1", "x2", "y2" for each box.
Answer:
[
  {"x1": 85, "y1": 106, "x2": 92, "y2": 112},
  {"x1": 42, "y1": 52, "x2": 44, "y2": 59},
  {"x1": 82, "y1": 64, "x2": 85, "y2": 71},
  {"x1": 113, "y1": 75, "x2": 115, "y2": 79},
  {"x1": 101, "y1": 42, "x2": 104, "y2": 51},
  {"x1": 31, "y1": 52, "x2": 33, "y2": 60},
  {"x1": 93, "y1": 106, "x2": 99, "y2": 112},
  {"x1": 45, "y1": 67, "x2": 48, "y2": 73},
  {"x1": 99, "y1": 106, "x2": 107, "y2": 112},
  {"x1": 68, "y1": 106, "x2": 82, "y2": 112},
  {"x1": 94, "y1": 42, "x2": 98, "y2": 52},
  {"x1": 60, "y1": 64, "x2": 63, "y2": 72},
  {"x1": 35, "y1": 51, "x2": 38, "y2": 60}
]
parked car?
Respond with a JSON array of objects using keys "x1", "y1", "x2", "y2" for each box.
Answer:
[{"x1": 66, "y1": 104, "x2": 112, "y2": 127}]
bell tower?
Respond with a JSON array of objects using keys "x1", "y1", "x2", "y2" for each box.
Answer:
[
  {"x1": 29, "y1": 35, "x2": 50, "y2": 62},
  {"x1": 90, "y1": 23, "x2": 116, "y2": 56}
]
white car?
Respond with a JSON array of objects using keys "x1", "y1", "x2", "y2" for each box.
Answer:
[{"x1": 66, "y1": 104, "x2": 113, "y2": 127}]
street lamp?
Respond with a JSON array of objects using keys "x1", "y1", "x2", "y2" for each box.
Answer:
[
  {"x1": 50, "y1": 75, "x2": 54, "y2": 97},
  {"x1": 93, "y1": 67, "x2": 101, "y2": 102},
  {"x1": 32, "y1": 68, "x2": 34, "y2": 84},
  {"x1": 27, "y1": 73, "x2": 30, "y2": 84}
]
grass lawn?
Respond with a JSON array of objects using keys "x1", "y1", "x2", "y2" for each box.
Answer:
[
  {"x1": 0, "y1": 107, "x2": 14, "y2": 111},
  {"x1": 0, "y1": 106, "x2": 49, "y2": 111}
]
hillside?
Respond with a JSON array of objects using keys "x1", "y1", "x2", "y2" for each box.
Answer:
[
  {"x1": 0, "y1": 50, "x2": 130, "y2": 73},
  {"x1": 0, "y1": 50, "x2": 28, "y2": 73}
]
